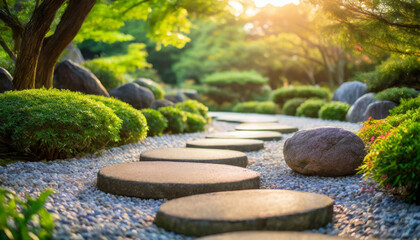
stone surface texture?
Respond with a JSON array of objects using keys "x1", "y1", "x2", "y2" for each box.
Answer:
[
  {"x1": 198, "y1": 231, "x2": 353, "y2": 240},
  {"x1": 283, "y1": 127, "x2": 365, "y2": 177},
  {"x1": 186, "y1": 139, "x2": 264, "y2": 152},
  {"x1": 154, "y1": 189, "x2": 333, "y2": 236},
  {"x1": 53, "y1": 60, "x2": 109, "y2": 96},
  {"x1": 206, "y1": 131, "x2": 282, "y2": 141},
  {"x1": 0, "y1": 67, "x2": 13, "y2": 93},
  {"x1": 216, "y1": 116, "x2": 278, "y2": 123},
  {"x1": 109, "y1": 83, "x2": 154, "y2": 110},
  {"x1": 140, "y1": 148, "x2": 248, "y2": 167},
  {"x1": 346, "y1": 93, "x2": 377, "y2": 123},
  {"x1": 332, "y1": 81, "x2": 367, "y2": 105},
  {"x1": 97, "y1": 161, "x2": 260, "y2": 199},
  {"x1": 236, "y1": 123, "x2": 298, "y2": 133},
  {"x1": 362, "y1": 100, "x2": 397, "y2": 121},
  {"x1": 150, "y1": 99, "x2": 174, "y2": 109}
]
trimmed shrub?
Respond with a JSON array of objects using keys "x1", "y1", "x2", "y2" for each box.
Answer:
[
  {"x1": 375, "y1": 87, "x2": 418, "y2": 104},
  {"x1": 318, "y1": 101, "x2": 350, "y2": 121},
  {"x1": 83, "y1": 60, "x2": 125, "y2": 90},
  {"x1": 204, "y1": 87, "x2": 239, "y2": 105},
  {"x1": 87, "y1": 95, "x2": 147, "y2": 144},
  {"x1": 0, "y1": 187, "x2": 54, "y2": 239},
  {"x1": 390, "y1": 95, "x2": 420, "y2": 115},
  {"x1": 140, "y1": 108, "x2": 168, "y2": 136},
  {"x1": 272, "y1": 86, "x2": 330, "y2": 106},
  {"x1": 255, "y1": 101, "x2": 277, "y2": 114},
  {"x1": 133, "y1": 78, "x2": 165, "y2": 99},
  {"x1": 282, "y1": 98, "x2": 306, "y2": 116},
  {"x1": 175, "y1": 100, "x2": 209, "y2": 120},
  {"x1": 0, "y1": 89, "x2": 121, "y2": 160},
  {"x1": 158, "y1": 106, "x2": 187, "y2": 134},
  {"x1": 185, "y1": 112, "x2": 207, "y2": 133},
  {"x1": 233, "y1": 101, "x2": 258, "y2": 113},
  {"x1": 296, "y1": 99, "x2": 326, "y2": 118}
]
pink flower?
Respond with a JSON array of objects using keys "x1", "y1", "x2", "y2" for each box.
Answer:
[
  {"x1": 357, "y1": 45, "x2": 362, "y2": 51},
  {"x1": 370, "y1": 136, "x2": 375, "y2": 142},
  {"x1": 368, "y1": 116, "x2": 372, "y2": 121}
]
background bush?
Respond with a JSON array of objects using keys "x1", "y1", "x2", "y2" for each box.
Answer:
[
  {"x1": 0, "y1": 187, "x2": 54, "y2": 239},
  {"x1": 282, "y1": 98, "x2": 306, "y2": 116},
  {"x1": 375, "y1": 87, "x2": 418, "y2": 104},
  {"x1": 133, "y1": 78, "x2": 165, "y2": 99},
  {"x1": 184, "y1": 112, "x2": 207, "y2": 132},
  {"x1": 88, "y1": 95, "x2": 147, "y2": 144},
  {"x1": 158, "y1": 106, "x2": 187, "y2": 134},
  {"x1": 140, "y1": 108, "x2": 168, "y2": 136},
  {"x1": 0, "y1": 89, "x2": 122, "y2": 160},
  {"x1": 83, "y1": 60, "x2": 125, "y2": 90},
  {"x1": 255, "y1": 101, "x2": 277, "y2": 114},
  {"x1": 390, "y1": 95, "x2": 420, "y2": 115},
  {"x1": 175, "y1": 100, "x2": 209, "y2": 121},
  {"x1": 272, "y1": 86, "x2": 330, "y2": 106},
  {"x1": 203, "y1": 87, "x2": 239, "y2": 106},
  {"x1": 318, "y1": 101, "x2": 350, "y2": 121},
  {"x1": 296, "y1": 99, "x2": 326, "y2": 118},
  {"x1": 232, "y1": 101, "x2": 258, "y2": 113}
]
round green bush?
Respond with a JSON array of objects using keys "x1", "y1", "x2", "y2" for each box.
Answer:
[
  {"x1": 158, "y1": 106, "x2": 187, "y2": 134},
  {"x1": 140, "y1": 108, "x2": 168, "y2": 136},
  {"x1": 282, "y1": 98, "x2": 306, "y2": 116},
  {"x1": 83, "y1": 61, "x2": 125, "y2": 90},
  {"x1": 272, "y1": 86, "x2": 331, "y2": 106},
  {"x1": 133, "y1": 78, "x2": 165, "y2": 99},
  {"x1": 175, "y1": 100, "x2": 209, "y2": 120},
  {"x1": 185, "y1": 112, "x2": 207, "y2": 133},
  {"x1": 375, "y1": 87, "x2": 418, "y2": 104},
  {"x1": 296, "y1": 99, "x2": 326, "y2": 118},
  {"x1": 0, "y1": 89, "x2": 122, "y2": 160},
  {"x1": 255, "y1": 101, "x2": 277, "y2": 114},
  {"x1": 318, "y1": 101, "x2": 350, "y2": 121},
  {"x1": 390, "y1": 95, "x2": 420, "y2": 115},
  {"x1": 233, "y1": 101, "x2": 258, "y2": 113},
  {"x1": 87, "y1": 95, "x2": 147, "y2": 144}
]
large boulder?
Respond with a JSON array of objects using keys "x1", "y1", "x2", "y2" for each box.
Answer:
[
  {"x1": 362, "y1": 100, "x2": 397, "y2": 121},
  {"x1": 333, "y1": 81, "x2": 367, "y2": 105},
  {"x1": 346, "y1": 93, "x2": 377, "y2": 123},
  {"x1": 54, "y1": 60, "x2": 109, "y2": 96},
  {"x1": 165, "y1": 92, "x2": 187, "y2": 103},
  {"x1": 109, "y1": 83, "x2": 154, "y2": 110},
  {"x1": 151, "y1": 99, "x2": 174, "y2": 109},
  {"x1": 283, "y1": 127, "x2": 365, "y2": 177},
  {"x1": 0, "y1": 67, "x2": 13, "y2": 93}
]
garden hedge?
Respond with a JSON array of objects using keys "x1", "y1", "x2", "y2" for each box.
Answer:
[{"x1": 272, "y1": 86, "x2": 330, "y2": 106}]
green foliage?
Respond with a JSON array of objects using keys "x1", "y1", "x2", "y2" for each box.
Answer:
[
  {"x1": 175, "y1": 100, "x2": 209, "y2": 120},
  {"x1": 87, "y1": 95, "x2": 147, "y2": 144},
  {"x1": 296, "y1": 99, "x2": 326, "y2": 118},
  {"x1": 203, "y1": 87, "x2": 238, "y2": 106},
  {"x1": 184, "y1": 112, "x2": 207, "y2": 133},
  {"x1": 255, "y1": 101, "x2": 277, "y2": 114},
  {"x1": 318, "y1": 101, "x2": 350, "y2": 121},
  {"x1": 375, "y1": 87, "x2": 418, "y2": 104},
  {"x1": 390, "y1": 95, "x2": 420, "y2": 115},
  {"x1": 83, "y1": 61, "x2": 125, "y2": 90},
  {"x1": 233, "y1": 101, "x2": 277, "y2": 114},
  {"x1": 282, "y1": 98, "x2": 306, "y2": 116},
  {"x1": 233, "y1": 101, "x2": 258, "y2": 113},
  {"x1": 353, "y1": 56, "x2": 420, "y2": 92},
  {"x1": 158, "y1": 106, "x2": 187, "y2": 134},
  {"x1": 134, "y1": 78, "x2": 165, "y2": 100},
  {"x1": 0, "y1": 187, "x2": 54, "y2": 239},
  {"x1": 0, "y1": 89, "x2": 122, "y2": 160},
  {"x1": 140, "y1": 108, "x2": 168, "y2": 136},
  {"x1": 272, "y1": 86, "x2": 330, "y2": 106}
]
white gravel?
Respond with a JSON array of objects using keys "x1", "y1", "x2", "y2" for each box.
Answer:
[{"x1": 1, "y1": 113, "x2": 419, "y2": 240}]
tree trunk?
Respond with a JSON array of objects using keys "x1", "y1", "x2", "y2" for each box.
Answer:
[
  {"x1": 35, "y1": 0, "x2": 96, "y2": 89},
  {"x1": 13, "y1": 0, "x2": 65, "y2": 90}
]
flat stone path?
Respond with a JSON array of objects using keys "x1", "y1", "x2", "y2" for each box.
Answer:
[
  {"x1": 140, "y1": 148, "x2": 248, "y2": 167},
  {"x1": 186, "y1": 139, "x2": 264, "y2": 152},
  {"x1": 198, "y1": 231, "x2": 352, "y2": 240},
  {"x1": 97, "y1": 162, "x2": 260, "y2": 199},
  {"x1": 236, "y1": 123, "x2": 298, "y2": 133},
  {"x1": 206, "y1": 131, "x2": 282, "y2": 141},
  {"x1": 216, "y1": 116, "x2": 278, "y2": 123},
  {"x1": 154, "y1": 189, "x2": 333, "y2": 236}
]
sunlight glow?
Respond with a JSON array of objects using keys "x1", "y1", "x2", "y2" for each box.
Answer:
[{"x1": 254, "y1": 0, "x2": 300, "y2": 7}]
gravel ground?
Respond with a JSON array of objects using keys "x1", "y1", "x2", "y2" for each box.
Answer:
[{"x1": 1, "y1": 113, "x2": 419, "y2": 240}]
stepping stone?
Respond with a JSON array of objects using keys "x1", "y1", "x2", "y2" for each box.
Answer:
[
  {"x1": 216, "y1": 116, "x2": 278, "y2": 123},
  {"x1": 140, "y1": 148, "x2": 248, "y2": 167},
  {"x1": 236, "y1": 123, "x2": 298, "y2": 133},
  {"x1": 186, "y1": 139, "x2": 264, "y2": 152},
  {"x1": 154, "y1": 189, "x2": 333, "y2": 236},
  {"x1": 198, "y1": 231, "x2": 353, "y2": 240},
  {"x1": 206, "y1": 131, "x2": 282, "y2": 141},
  {"x1": 97, "y1": 162, "x2": 260, "y2": 199}
]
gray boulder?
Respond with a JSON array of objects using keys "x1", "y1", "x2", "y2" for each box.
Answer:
[
  {"x1": 346, "y1": 93, "x2": 377, "y2": 123},
  {"x1": 333, "y1": 81, "x2": 367, "y2": 105},
  {"x1": 54, "y1": 60, "x2": 109, "y2": 96},
  {"x1": 0, "y1": 67, "x2": 13, "y2": 93},
  {"x1": 109, "y1": 83, "x2": 154, "y2": 110},
  {"x1": 362, "y1": 100, "x2": 397, "y2": 121},
  {"x1": 284, "y1": 127, "x2": 365, "y2": 177},
  {"x1": 179, "y1": 89, "x2": 198, "y2": 100},
  {"x1": 165, "y1": 92, "x2": 187, "y2": 103},
  {"x1": 151, "y1": 99, "x2": 174, "y2": 109}
]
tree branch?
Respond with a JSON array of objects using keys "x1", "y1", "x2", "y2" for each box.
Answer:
[
  {"x1": 121, "y1": 0, "x2": 149, "y2": 16},
  {"x1": 0, "y1": 34, "x2": 16, "y2": 61}
]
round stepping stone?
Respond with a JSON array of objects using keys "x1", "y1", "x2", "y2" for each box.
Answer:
[
  {"x1": 206, "y1": 131, "x2": 282, "y2": 141},
  {"x1": 140, "y1": 148, "x2": 248, "y2": 167},
  {"x1": 186, "y1": 139, "x2": 264, "y2": 152},
  {"x1": 236, "y1": 123, "x2": 298, "y2": 133},
  {"x1": 198, "y1": 231, "x2": 352, "y2": 240},
  {"x1": 154, "y1": 189, "x2": 333, "y2": 236},
  {"x1": 97, "y1": 162, "x2": 260, "y2": 199},
  {"x1": 216, "y1": 116, "x2": 278, "y2": 123}
]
